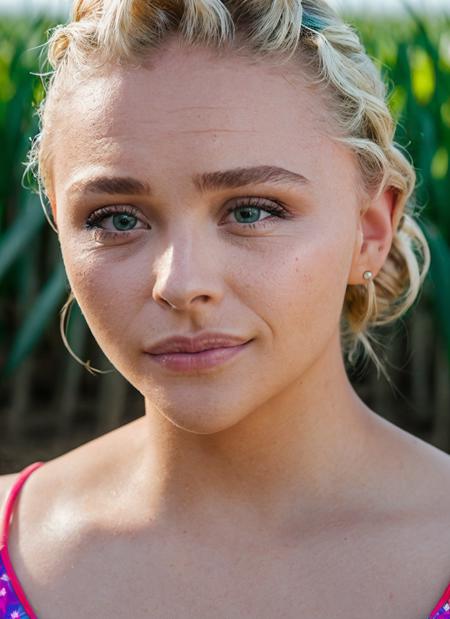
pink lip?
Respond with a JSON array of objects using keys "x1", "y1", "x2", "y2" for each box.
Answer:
[
  {"x1": 145, "y1": 341, "x2": 251, "y2": 372},
  {"x1": 145, "y1": 332, "x2": 251, "y2": 354}
]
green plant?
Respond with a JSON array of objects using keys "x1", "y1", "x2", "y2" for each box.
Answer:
[
  {"x1": 0, "y1": 10, "x2": 449, "y2": 378},
  {"x1": 353, "y1": 8, "x2": 450, "y2": 361},
  {"x1": 0, "y1": 16, "x2": 68, "y2": 377}
]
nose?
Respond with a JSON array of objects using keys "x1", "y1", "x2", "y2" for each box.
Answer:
[{"x1": 152, "y1": 226, "x2": 223, "y2": 313}]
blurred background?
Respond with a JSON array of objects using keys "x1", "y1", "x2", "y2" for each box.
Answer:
[{"x1": 0, "y1": 0, "x2": 449, "y2": 474}]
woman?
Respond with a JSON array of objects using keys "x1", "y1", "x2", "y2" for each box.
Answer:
[{"x1": 1, "y1": 0, "x2": 449, "y2": 617}]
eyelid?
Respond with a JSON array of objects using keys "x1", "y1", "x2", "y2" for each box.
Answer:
[
  {"x1": 85, "y1": 196, "x2": 286, "y2": 220},
  {"x1": 83, "y1": 195, "x2": 292, "y2": 240},
  {"x1": 223, "y1": 197, "x2": 288, "y2": 220},
  {"x1": 85, "y1": 204, "x2": 144, "y2": 228}
]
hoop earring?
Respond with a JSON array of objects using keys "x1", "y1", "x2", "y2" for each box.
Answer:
[{"x1": 60, "y1": 291, "x2": 114, "y2": 375}]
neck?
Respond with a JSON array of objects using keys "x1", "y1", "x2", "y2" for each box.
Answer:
[{"x1": 125, "y1": 331, "x2": 377, "y2": 534}]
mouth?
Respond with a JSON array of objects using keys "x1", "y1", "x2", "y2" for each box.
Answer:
[{"x1": 145, "y1": 340, "x2": 252, "y2": 372}]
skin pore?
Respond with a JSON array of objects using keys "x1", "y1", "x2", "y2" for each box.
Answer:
[{"x1": 5, "y1": 33, "x2": 450, "y2": 619}]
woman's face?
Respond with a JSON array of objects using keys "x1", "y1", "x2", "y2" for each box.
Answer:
[{"x1": 51, "y1": 37, "x2": 367, "y2": 434}]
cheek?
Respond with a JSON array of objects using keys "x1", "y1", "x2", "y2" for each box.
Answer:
[
  {"x1": 59, "y1": 234, "x2": 142, "y2": 345},
  {"x1": 241, "y1": 231, "x2": 351, "y2": 342},
  {"x1": 57, "y1": 216, "x2": 352, "y2": 365}
]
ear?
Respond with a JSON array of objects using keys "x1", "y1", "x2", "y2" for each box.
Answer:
[{"x1": 348, "y1": 187, "x2": 398, "y2": 285}]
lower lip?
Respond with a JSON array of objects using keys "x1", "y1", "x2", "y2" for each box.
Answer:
[{"x1": 146, "y1": 341, "x2": 251, "y2": 372}]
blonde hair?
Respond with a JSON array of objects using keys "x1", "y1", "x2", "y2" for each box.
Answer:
[{"x1": 26, "y1": 0, "x2": 431, "y2": 382}]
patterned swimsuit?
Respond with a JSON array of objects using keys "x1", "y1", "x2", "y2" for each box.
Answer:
[{"x1": 1, "y1": 461, "x2": 449, "y2": 618}]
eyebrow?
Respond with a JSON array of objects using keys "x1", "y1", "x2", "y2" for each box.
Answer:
[{"x1": 67, "y1": 165, "x2": 310, "y2": 197}]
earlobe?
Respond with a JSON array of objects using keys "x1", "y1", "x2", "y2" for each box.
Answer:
[{"x1": 347, "y1": 187, "x2": 397, "y2": 286}]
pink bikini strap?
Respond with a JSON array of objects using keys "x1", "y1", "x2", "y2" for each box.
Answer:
[
  {"x1": 0, "y1": 461, "x2": 45, "y2": 550},
  {"x1": 429, "y1": 582, "x2": 450, "y2": 618}
]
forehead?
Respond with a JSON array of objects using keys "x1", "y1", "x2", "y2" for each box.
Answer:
[{"x1": 50, "y1": 38, "x2": 353, "y2": 197}]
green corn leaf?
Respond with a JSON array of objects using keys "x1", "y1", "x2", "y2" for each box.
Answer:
[
  {"x1": 1, "y1": 261, "x2": 68, "y2": 379},
  {"x1": 431, "y1": 146, "x2": 449, "y2": 180},
  {"x1": 421, "y1": 220, "x2": 450, "y2": 364},
  {"x1": 0, "y1": 195, "x2": 45, "y2": 280},
  {"x1": 410, "y1": 46, "x2": 436, "y2": 106}
]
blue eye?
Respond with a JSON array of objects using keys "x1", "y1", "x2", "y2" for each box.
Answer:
[
  {"x1": 85, "y1": 205, "x2": 146, "y2": 240},
  {"x1": 227, "y1": 199, "x2": 288, "y2": 227},
  {"x1": 84, "y1": 198, "x2": 289, "y2": 241},
  {"x1": 109, "y1": 213, "x2": 137, "y2": 231}
]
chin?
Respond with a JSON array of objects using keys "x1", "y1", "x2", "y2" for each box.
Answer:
[{"x1": 161, "y1": 408, "x2": 246, "y2": 435}]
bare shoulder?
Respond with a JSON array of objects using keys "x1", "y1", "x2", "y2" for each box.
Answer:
[
  {"x1": 368, "y1": 410, "x2": 450, "y2": 507},
  {"x1": 8, "y1": 417, "x2": 143, "y2": 527},
  {"x1": 366, "y1": 410, "x2": 450, "y2": 576},
  {"x1": 1, "y1": 420, "x2": 140, "y2": 604}
]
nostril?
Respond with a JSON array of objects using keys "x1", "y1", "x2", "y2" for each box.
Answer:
[{"x1": 165, "y1": 299, "x2": 178, "y2": 310}]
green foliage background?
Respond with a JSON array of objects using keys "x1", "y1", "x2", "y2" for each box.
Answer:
[{"x1": 0, "y1": 9, "x2": 449, "y2": 379}]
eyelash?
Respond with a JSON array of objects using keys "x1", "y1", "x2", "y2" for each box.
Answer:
[{"x1": 84, "y1": 198, "x2": 290, "y2": 240}]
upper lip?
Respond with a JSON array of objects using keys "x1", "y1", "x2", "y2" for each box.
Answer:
[{"x1": 145, "y1": 332, "x2": 252, "y2": 354}]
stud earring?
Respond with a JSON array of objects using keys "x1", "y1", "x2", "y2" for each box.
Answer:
[{"x1": 363, "y1": 270, "x2": 373, "y2": 281}]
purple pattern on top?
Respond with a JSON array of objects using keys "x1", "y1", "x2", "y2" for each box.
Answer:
[
  {"x1": 0, "y1": 552, "x2": 30, "y2": 618},
  {"x1": 430, "y1": 601, "x2": 450, "y2": 618}
]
